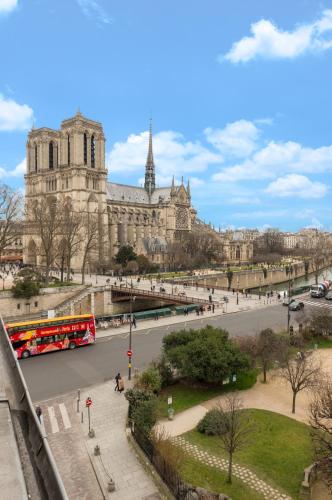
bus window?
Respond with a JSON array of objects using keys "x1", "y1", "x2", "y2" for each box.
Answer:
[{"x1": 12, "y1": 340, "x2": 27, "y2": 350}]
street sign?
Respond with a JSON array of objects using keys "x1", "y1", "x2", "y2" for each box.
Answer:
[
  {"x1": 167, "y1": 396, "x2": 172, "y2": 405},
  {"x1": 86, "y1": 397, "x2": 92, "y2": 407},
  {"x1": 127, "y1": 349, "x2": 133, "y2": 357}
]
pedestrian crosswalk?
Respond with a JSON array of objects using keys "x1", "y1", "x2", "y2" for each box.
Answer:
[
  {"x1": 41, "y1": 402, "x2": 73, "y2": 435},
  {"x1": 302, "y1": 299, "x2": 332, "y2": 309}
]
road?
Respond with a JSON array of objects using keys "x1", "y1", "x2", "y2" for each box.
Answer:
[{"x1": 21, "y1": 303, "x2": 291, "y2": 401}]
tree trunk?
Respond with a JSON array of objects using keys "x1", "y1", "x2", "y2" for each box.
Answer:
[
  {"x1": 66, "y1": 253, "x2": 71, "y2": 282},
  {"x1": 227, "y1": 453, "x2": 233, "y2": 483},
  {"x1": 60, "y1": 254, "x2": 65, "y2": 283},
  {"x1": 292, "y1": 391, "x2": 297, "y2": 414},
  {"x1": 263, "y1": 364, "x2": 267, "y2": 383},
  {"x1": 81, "y1": 254, "x2": 87, "y2": 285},
  {"x1": 45, "y1": 264, "x2": 50, "y2": 286}
]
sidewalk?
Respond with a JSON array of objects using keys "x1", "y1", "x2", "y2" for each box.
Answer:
[
  {"x1": 39, "y1": 381, "x2": 161, "y2": 500},
  {"x1": 96, "y1": 296, "x2": 278, "y2": 340}
]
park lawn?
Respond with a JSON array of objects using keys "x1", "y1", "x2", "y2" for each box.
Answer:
[
  {"x1": 157, "y1": 370, "x2": 257, "y2": 417},
  {"x1": 181, "y1": 456, "x2": 264, "y2": 500},
  {"x1": 184, "y1": 409, "x2": 313, "y2": 499},
  {"x1": 308, "y1": 338, "x2": 332, "y2": 349}
]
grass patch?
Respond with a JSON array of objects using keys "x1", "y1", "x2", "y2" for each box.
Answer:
[
  {"x1": 307, "y1": 338, "x2": 332, "y2": 349},
  {"x1": 157, "y1": 370, "x2": 258, "y2": 417},
  {"x1": 184, "y1": 409, "x2": 313, "y2": 499},
  {"x1": 181, "y1": 456, "x2": 264, "y2": 500}
]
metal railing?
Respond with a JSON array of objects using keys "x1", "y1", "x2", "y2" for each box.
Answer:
[
  {"x1": 110, "y1": 285, "x2": 216, "y2": 305},
  {"x1": 131, "y1": 424, "x2": 191, "y2": 500},
  {"x1": 0, "y1": 317, "x2": 68, "y2": 500}
]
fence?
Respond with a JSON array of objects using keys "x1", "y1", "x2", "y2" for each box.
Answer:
[
  {"x1": 131, "y1": 424, "x2": 191, "y2": 500},
  {"x1": 0, "y1": 317, "x2": 68, "y2": 500}
]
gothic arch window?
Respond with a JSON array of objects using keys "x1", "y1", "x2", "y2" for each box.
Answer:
[
  {"x1": 49, "y1": 142, "x2": 54, "y2": 169},
  {"x1": 91, "y1": 135, "x2": 95, "y2": 168},
  {"x1": 35, "y1": 144, "x2": 38, "y2": 172},
  {"x1": 84, "y1": 132, "x2": 88, "y2": 165},
  {"x1": 67, "y1": 134, "x2": 71, "y2": 165}
]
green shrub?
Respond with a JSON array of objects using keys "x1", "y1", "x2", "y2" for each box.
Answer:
[
  {"x1": 132, "y1": 399, "x2": 158, "y2": 435},
  {"x1": 125, "y1": 388, "x2": 154, "y2": 419},
  {"x1": 235, "y1": 369, "x2": 258, "y2": 390},
  {"x1": 138, "y1": 366, "x2": 162, "y2": 394},
  {"x1": 163, "y1": 326, "x2": 250, "y2": 385},
  {"x1": 155, "y1": 356, "x2": 174, "y2": 388},
  {"x1": 12, "y1": 279, "x2": 40, "y2": 299},
  {"x1": 197, "y1": 409, "x2": 227, "y2": 436}
]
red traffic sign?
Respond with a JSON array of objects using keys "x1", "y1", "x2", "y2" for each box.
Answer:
[
  {"x1": 86, "y1": 397, "x2": 92, "y2": 407},
  {"x1": 127, "y1": 349, "x2": 133, "y2": 358}
]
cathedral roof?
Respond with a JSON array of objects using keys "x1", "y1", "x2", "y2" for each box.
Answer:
[{"x1": 107, "y1": 182, "x2": 172, "y2": 205}]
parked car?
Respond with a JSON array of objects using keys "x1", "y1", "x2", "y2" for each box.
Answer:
[
  {"x1": 288, "y1": 300, "x2": 304, "y2": 311},
  {"x1": 325, "y1": 291, "x2": 332, "y2": 300}
]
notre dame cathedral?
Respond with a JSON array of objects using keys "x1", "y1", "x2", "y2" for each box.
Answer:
[{"x1": 23, "y1": 111, "x2": 196, "y2": 270}]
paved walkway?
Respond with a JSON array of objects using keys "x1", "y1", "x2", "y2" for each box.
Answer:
[
  {"x1": 38, "y1": 380, "x2": 160, "y2": 500},
  {"x1": 173, "y1": 436, "x2": 291, "y2": 500}
]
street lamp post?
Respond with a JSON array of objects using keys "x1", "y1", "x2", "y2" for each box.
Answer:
[
  {"x1": 236, "y1": 277, "x2": 239, "y2": 305},
  {"x1": 128, "y1": 279, "x2": 136, "y2": 381},
  {"x1": 287, "y1": 276, "x2": 292, "y2": 336}
]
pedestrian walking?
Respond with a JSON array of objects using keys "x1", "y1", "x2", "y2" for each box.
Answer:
[
  {"x1": 132, "y1": 316, "x2": 137, "y2": 328},
  {"x1": 114, "y1": 372, "x2": 121, "y2": 391},
  {"x1": 212, "y1": 303, "x2": 215, "y2": 313},
  {"x1": 35, "y1": 406, "x2": 42, "y2": 422}
]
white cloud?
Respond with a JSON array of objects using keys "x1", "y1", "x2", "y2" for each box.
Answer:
[
  {"x1": 0, "y1": 95, "x2": 33, "y2": 131},
  {"x1": 204, "y1": 119, "x2": 259, "y2": 158},
  {"x1": 0, "y1": 158, "x2": 26, "y2": 179},
  {"x1": 223, "y1": 9, "x2": 332, "y2": 63},
  {"x1": 108, "y1": 130, "x2": 222, "y2": 177},
  {"x1": 10, "y1": 158, "x2": 26, "y2": 176},
  {"x1": 265, "y1": 174, "x2": 328, "y2": 199},
  {"x1": 0, "y1": 0, "x2": 17, "y2": 14},
  {"x1": 212, "y1": 140, "x2": 332, "y2": 182},
  {"x1": 76, "y1": 0, "x2": 111, "y2": 25}
]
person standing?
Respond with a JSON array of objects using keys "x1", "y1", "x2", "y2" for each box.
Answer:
[
  {"x1": 35, "y1": 406, "x2": 42, "y2": 422},
  {"x1": 114, "y1": 372, "x2": 121, "y2": 391}
]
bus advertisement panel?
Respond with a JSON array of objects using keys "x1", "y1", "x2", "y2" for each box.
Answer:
[{"x1": 5, "y1": 314, "x2": 96, "y2": 359}]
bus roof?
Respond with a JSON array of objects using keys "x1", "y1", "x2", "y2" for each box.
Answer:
[{"x1": 6, "y1": 314, "x2": 93, "y2": 329}]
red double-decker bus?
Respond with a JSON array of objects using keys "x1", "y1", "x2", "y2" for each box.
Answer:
[{"x1": 5, "y1": 314, "x2": 96, "y2": 359}]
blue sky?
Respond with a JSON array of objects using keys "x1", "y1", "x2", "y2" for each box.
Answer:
[{"x1": 1, "y1": 0, "x2": 332, "y2": 231}]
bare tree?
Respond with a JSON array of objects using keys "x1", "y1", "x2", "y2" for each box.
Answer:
[
  {"x1": 238, "y1": 329, "x2": 289, "y2": 383},
  {"x1": 59, "y1": 199, "x2": 84, "y2": 281},
  {"x1": 215, "y1": 394, "x2": 253, "y2": 484},
  {"x1": 0, "y1": 184, "x2": 23, "y2": 261},
  {"x1": 30, "y1": 196, "x2": 62, "y2": 284},
  {"x1": 310, "y1": 380, "x2": 332, "y2": 491},
  {"x1": 81, "y1": 212, "x2": 99, "y2": 284},
  {"x1": 279, "y1": 353, "x2": 321, "y2": 413}
]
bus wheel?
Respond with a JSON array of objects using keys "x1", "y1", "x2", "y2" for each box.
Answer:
[
  {"x1": 21, "y1": 350, "x2": 30, "y2": 359},
  {"x1": 69, "y1": 342, "x2": 76, "y2": 350}
]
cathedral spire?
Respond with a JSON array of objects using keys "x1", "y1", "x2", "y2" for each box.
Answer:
[
  {"x1": 144, "y1": 119, "x2": 156, "y2": 195},
  {"x1": 187, "y1": 178, "x2": 191, "y2": 198}
]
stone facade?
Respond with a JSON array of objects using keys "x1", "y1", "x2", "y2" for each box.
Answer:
[{"x1": 23, "y1": 112, "x2": 196, "y2": 270}]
